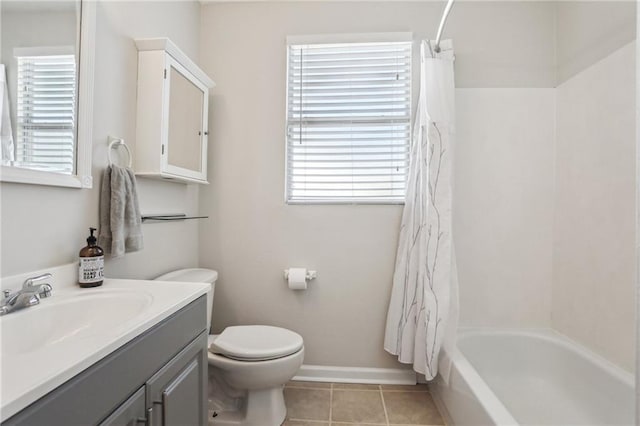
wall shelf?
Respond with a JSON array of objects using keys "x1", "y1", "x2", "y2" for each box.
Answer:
[{"x1": 141, "y1": 214, "x2": 208, "y2": 223}]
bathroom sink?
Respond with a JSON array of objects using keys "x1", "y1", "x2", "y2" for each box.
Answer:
[
  {"x1": 0, "y1": 276, "x2": 209, "y2": 421},
  {"x1": 1, "y1": 290, "x2": 153, "y2": 356}
]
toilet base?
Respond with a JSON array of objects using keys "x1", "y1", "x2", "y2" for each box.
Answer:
[{"x1": 211, "y1": 386, "x2": 287, "y2": 426}]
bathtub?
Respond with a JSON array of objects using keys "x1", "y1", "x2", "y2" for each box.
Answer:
[{"x1": 431, "y1": 329, "x2": 634, "y2": 425}]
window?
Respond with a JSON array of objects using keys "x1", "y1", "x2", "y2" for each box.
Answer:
[
  {"x1": 286, "y1": 35, "x2": 412, "y2": 204},
  {"x1": 16, "y1": 51, "x2": 77, "y2": 174}
]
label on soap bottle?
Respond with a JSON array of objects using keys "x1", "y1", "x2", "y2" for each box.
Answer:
[{"x1": 79, "y1": 256, "x2": 105, "y2": 284}]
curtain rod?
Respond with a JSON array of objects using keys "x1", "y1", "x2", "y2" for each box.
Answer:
[{"x1": 434, "y1": 0, "x2": 455, "y2": 53}]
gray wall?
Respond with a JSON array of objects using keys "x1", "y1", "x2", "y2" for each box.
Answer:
[
  {"x1": 198, "y1": 0, "x2": 637, "y2": 370},
  {"x1": 198, "y1": 1, "x2": 558, "y2": 368},
  {"x1": 556, "y1": 1, "x2": 636, "y2": 83}
]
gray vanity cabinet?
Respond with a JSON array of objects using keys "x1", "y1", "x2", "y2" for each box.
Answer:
[
  {"x1": 99, "y1": 387, "x2": 146, "y2": 426},
  {"x1": 3, "y1": 296, "x2": 208, "y2": 426},
  {"x1": 146, "y1": 335, "x2": 208, "y2": 426},
  {"x1": 99, "y1": 335, "x2": 207, "y2": 426}
]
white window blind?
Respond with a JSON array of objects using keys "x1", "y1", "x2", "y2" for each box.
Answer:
[
  {"x1": 286, "y1": 39, "x2": 412, "y2": 204},
  {"x1": 16, "y1": 54, "x2": 76, "y2": 174}
]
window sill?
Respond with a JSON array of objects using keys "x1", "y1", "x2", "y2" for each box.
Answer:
[{"x1": 0, "y1": 166, "x2": 91, "y2": 189}]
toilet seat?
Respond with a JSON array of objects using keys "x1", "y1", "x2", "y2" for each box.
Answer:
[{"x1": 210, "y1": 325, "x2": 303, "y2": 361}]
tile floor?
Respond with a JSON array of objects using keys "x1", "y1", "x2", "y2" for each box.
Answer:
[{"x1": 281, "y1": 381, "x2": 445, "y2": 426}]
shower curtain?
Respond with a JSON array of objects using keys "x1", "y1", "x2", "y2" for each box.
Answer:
[{"x1": 384, "y1": 40, "x2": 457, "y2": 380}]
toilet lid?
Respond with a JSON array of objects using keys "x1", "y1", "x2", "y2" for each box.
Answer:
[
  {"x1": 210, "y1": 325, "x2": 303, "y2": 361},
  {"x1": 155, "y1": 268, "x2": 218, "y2": 283}
]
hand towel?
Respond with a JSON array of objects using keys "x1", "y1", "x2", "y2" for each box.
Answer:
[
  {"x1": 98, "y1": 164, "x2": 143, "y2": 258},
  {"x1": 0, "y1": 64, "x2": 15, "y2": 165}
]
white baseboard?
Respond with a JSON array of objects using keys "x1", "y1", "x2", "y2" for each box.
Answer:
[{"x1": 293, "y1": 364, "x2": 417, "y2": 385}]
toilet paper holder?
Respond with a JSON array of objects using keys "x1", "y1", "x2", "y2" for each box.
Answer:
[{"x1": 283, "y1": 269, "x2": 317, "y2": 281}]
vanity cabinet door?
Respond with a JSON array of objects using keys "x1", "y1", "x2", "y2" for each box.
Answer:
[
  {"x1": 99, "y1": 387, "x2": 147, "y2": 426},
  {"x1": 163, "y1": 57, "x2": 208, "y2": 182},
  {"x1": 146, "y1": 332, "x2": 207, "y2": 426}
]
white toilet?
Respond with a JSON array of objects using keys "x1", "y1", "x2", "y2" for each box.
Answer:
[{"x1": 155, "y1": 268, "x2": 304, "y2": 426}]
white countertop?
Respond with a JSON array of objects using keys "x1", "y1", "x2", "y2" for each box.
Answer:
[{"x1": 0, "y1": 277, "x2": 209, "y2": 421}]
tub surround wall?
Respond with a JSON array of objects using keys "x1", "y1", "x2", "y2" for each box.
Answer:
[
  {"x1": 455, "y1": 89, "x2": 556, "y2": 328},
  {"x1": 552, "y1": 42, "x2": 636, "y2": 372},
  {"x1": 0, "y1": 1, "x2": 201, "y2": 279},
  {"x1": 198, "y1": 1, "x2": 558, "y2": 369}
]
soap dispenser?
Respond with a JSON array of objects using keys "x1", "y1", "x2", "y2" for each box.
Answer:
[{"x1": 78, "y1": 227, "x2": 105, "y2": 288}]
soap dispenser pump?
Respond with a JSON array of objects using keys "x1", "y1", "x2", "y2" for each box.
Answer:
[{"x1": 78, "y1": 227, "x2": 105, "y2": 288}]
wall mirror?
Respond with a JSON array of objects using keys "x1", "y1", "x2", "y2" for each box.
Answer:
[{"x1": 0, "y1": 0, "x2": 95, "y2": 188}]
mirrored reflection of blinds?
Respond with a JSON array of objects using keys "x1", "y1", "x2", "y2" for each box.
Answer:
[
  {"x1": 16, "y1": 54, "x2": 76, "y2": 174},
  {"x1": 286, "y1": 41, "x2": 412, "y2": 204}
]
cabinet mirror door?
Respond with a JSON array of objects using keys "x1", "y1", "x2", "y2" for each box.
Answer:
[{"x1": 164, "y1": 57, "x2": 208, "y2": 181}]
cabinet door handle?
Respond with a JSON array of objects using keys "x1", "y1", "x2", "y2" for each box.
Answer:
[
  {"x1": 152, "y1": 400, "x2": 163, "y2": 426},
  {"x1": 152, "y1": 397, "x2": 168, "y2": 426},
  {"x1": 162, "y1": 391, "x2": 169, "y2": 426},
  {"x1": 138, "y1": 407, "x2": 152, "y2": 426}
]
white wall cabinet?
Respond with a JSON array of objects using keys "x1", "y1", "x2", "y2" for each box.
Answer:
[{"x1": 135, "y1": 38, "x2": 215, "y2": 184}]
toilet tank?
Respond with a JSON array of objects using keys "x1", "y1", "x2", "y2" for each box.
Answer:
[{"x1": 154, "y1": 268, "x2": 217, "y2": 333}]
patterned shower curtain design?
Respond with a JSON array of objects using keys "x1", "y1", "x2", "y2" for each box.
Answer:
[{"x1": 384, "y1": 40, "x2": 456, "y2": 380}]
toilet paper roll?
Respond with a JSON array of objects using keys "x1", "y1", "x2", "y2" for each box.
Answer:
[{"x1": 287, "y1": 268, "x2": 308, "y2": 290}]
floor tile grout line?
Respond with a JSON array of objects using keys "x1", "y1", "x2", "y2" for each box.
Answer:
[
  {"x1": 380, "y1": 386, "x2": 390, "y2": 426},
  {"x1": 287, "y1": 383, "x2": 429, "y2": 390},
  {"x1": 285, "y1": 386, "x2": 332, "y2": 390},
  {"x1": 285, "y1": 422, "x2": 436, "y2": 426},
  {"x1": 286, "y1": 386, "x2": 429, "y2": 393},
  {"x1": 327, "y1": 385, "x2": 336, "y2": 426},
  {"x1": 286, "y1": 388, "x2": 429, "y2": 394}
]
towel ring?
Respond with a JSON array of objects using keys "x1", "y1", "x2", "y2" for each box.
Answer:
[{"x1": 108, "y1": 136, "x2": 133, "y2": 168}]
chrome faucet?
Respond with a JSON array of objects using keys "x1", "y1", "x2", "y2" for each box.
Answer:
[{"x1": 0, "y1": 273, "x2": 53, "y2": 316}]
